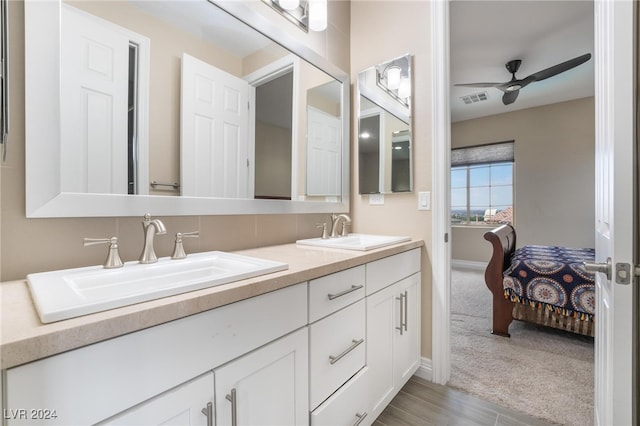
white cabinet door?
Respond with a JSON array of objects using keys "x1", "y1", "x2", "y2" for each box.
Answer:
[
  {"x1": 393, "y1": 273, "x2": 421, "y2": 386},
  {"x1": 214, "y1": 328, "x2": 309, "y2": 426},
  {"x1": 366, "y1": 273, "x2": 421, "y2": 421},
  {"x1": 100, "y1": 373, "x2": 214, "y2": 426},
  {"x1": 366, "y1": 283, "x2": 396, "y2": 419}
]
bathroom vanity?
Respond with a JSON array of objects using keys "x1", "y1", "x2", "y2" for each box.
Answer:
[{"x1": 0, "y1": 241, "x2": 422, "y2": 425}]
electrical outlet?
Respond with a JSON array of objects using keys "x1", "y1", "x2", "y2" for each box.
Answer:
[{"x1": 369, "y1": 194, "x2": 385, "y2": 205}]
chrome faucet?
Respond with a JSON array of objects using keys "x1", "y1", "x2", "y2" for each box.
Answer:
[
  {"x1": 139, "y1": 213, "x2": 167, "y2": 264},
  {"x1": 330, "y1": 213, "x2": 352, "y2": 238}
]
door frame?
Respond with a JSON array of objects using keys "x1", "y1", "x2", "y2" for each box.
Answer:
[
  {"x1": 430, "y1": 0, "x2": 451, "y2": 385},
  {"x1": 244, "y1": 55, "x2": 299, "y2": 200}
]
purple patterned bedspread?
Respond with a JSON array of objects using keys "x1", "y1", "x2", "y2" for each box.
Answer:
[{"x1": 502, "y1": 245, "x2": 596, "y2": 319}]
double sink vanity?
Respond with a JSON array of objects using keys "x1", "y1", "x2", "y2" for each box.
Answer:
[
  {"x1": 6, "y1": 0, "x2": 424, "y2": 423},
  {"x1": 1, "y1": 226, "x2": 422, "y2": 426}
]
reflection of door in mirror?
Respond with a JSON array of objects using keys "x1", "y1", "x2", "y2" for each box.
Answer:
[
  {"x1": 61, "y1": 4, "x2": 150, "y2": 195},
  {"x1": 305, "y1": 80, "x2": 342, "y2": 198},
  {"x1": 180, "y1": 53, "x2": 252, "y2": 198}
]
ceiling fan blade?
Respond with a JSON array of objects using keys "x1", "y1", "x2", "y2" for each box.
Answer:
[
  {"x1": 502, "y1": 90, "x2": 519, "y2": 105},
  {"x1": 527, "y1": 53, "x2": 592, "y2": 82},
  {"x1": 454, "y1": 82, "x2": 504, "y2": 88}
]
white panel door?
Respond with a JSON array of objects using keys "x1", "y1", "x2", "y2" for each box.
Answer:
[
  {"x1": 181, "y1": 53, "x2": 251, "y2": 198},
  {"x1": 214, "y1": 328, "x2": 309, "y2": 426},
  {"x1": 100, "y1": 373, "x2": 213, "y2": 426},
  {"x1": 60, "y1": 5, "x2": 129, "y2": 194},
  {"x1": 306, "y1": 106, "x2": 341, "y2": 196},
  {"x1": 592, "y1": 0, "x2": 635, "y2": 424}
]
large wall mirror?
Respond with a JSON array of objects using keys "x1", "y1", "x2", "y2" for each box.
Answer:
[
  {"x1": 357, "y1": 54, "x2": 412, "y2": 194},
  {"x1": 24, "y1": 0, "x2": 349, "y2": 217}
]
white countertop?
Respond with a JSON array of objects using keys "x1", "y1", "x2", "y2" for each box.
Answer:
[{"x1": 0, "y1": 240, "x2": 424, "y2": 370}]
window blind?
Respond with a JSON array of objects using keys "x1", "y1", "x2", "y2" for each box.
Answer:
[{"x1": 451, "y1": 141, "x2": 514, "y2": 166}]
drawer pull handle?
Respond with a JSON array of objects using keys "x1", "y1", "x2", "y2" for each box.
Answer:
[
  {"x1": 353, "y1": 412, "x2": 368, "y2": 426},
  {"x1": 328, "y1": 284, "x2": 363, "y2": 300},
  {"x1": 396, "y1": 293, "x2": 406, "y2": 335},
  {"x1": 200, "y1": 402, "x2": 213, "y2": 426},
  {"x1": 226, "y1": 388, "x2": 237, "y2": 426},
  {"x1": 329, "y1": 338, "x2": 364, "y2": 365},
  {"x1": 403, "y1": 290, "x2": 408, "y2": 332}
]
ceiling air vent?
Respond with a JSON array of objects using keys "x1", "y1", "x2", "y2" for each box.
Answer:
[{"x1": 460, "y1": 92, "x2": 488, "y2": 105}]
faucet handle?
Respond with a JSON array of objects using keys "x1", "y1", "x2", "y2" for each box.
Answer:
[
  {"x1": 84, "y1": 237, "x2": 124, "y2": 269},
  {"x1": 340, "y1": 221, "x2": 351, "y2": 237},
  {"x1": 316, "y1": 223, "x2": 329, "y2": 239},
  {"x1": 171, "y1": 231, "x2": 199, "y2": 259}
]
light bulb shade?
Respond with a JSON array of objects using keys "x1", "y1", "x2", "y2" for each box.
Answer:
[
  {"x1": 398, "y1": 77, "x2": 411, "y2": 99},
  {"x1": 386, "y1": 66, "x2": 401, "y2": 90},
  {"x1": 308, "y1": 0, "x2": 327, "y2": 31},
  {"x1": 278, "y1": 0, "x2": 299, "y2": 10}
]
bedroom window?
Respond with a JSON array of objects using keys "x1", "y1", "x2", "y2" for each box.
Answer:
[{"x1": 451, "y1": 141, "x2": 514, "y2": 225}]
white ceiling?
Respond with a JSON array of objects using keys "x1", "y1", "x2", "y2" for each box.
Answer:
[{"x1": 450, "y1": 0, "x2": 594, "y2": 123}]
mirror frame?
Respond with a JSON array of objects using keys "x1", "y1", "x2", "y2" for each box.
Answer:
[{"x1": 24, "y1": 0, "x2": 350, "y2": 217}]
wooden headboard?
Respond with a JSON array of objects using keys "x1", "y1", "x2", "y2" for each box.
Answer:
[
  {"x1": 484, "y1": 224, "x2": 516, "y2": 269},
  {"x1": 483, "y1": 224, "x2": 517, "y2": 336}
]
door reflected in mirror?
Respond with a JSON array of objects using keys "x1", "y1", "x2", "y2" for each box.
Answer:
[{"x1": 357, "y1": 54, "x2": 413, "y2": 194}]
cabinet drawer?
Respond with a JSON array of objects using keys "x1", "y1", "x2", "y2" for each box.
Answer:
[
  {"x1": 366, "y1": 248, "x2": 420, "y2": 295},
  {"x1": 311, "y1": 367, "x2": 371, "y2": 426},
  {"x1": 309, "y1": 299, "x2": 366, "y2": 409},
  {"x1": 309, "y1": 265, "x2": 365, "y2": 322}
]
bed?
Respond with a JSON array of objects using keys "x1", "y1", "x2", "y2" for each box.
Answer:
[{"x1": 483, "y1": 224, "x2": 595, "y2": 337}]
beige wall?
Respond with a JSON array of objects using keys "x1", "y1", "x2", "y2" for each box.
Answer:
[
  {"x1": 0, "y1": 0, "x2": 350, "y2": 281},
  {"x1": 350, "y1": 1, "x2": 433, "y2": 359},
  {"x1": 451, "y1": 97, "x2": 596, "y2": 263}
]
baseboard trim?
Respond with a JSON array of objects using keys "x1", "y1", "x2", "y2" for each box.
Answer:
[
  {"x1": 413, "y1": 357, "x2": 433, "y2": 381},
  {"x1": 451, "y1": 259, "x2": 487, "y2": 271}
]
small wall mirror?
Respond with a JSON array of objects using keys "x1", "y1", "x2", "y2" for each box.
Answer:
[{"x1": 357, "y1": 54, "x2": 412, "y2": 194}]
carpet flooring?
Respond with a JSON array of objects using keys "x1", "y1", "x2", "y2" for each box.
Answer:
[{"x1": 449, "y1": 266, "x2": 595, "y2": 426}]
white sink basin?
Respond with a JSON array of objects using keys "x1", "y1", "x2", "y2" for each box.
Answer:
[
  {"x1": 296, "y1": 233, "x2": 411, "y2": 251},
  {"x1": 27, "y1": 251, "x2": 288, "y2": 323}
]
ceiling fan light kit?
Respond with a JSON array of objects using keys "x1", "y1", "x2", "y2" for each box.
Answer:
[{"x1": 455, "y1": 53, "x2": 592, "y2": 105}]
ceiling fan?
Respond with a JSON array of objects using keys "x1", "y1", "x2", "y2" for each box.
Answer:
[{"x1": 454, "y1": 53, "x2": 592, "y2": 105}]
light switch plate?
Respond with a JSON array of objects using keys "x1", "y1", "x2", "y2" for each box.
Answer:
[
  {"x1": 369, "y1": 194, "x2": 385, "y2": 205},
  {"x1": 418, "y1": 191, "x2": 430, "y2": 210}
]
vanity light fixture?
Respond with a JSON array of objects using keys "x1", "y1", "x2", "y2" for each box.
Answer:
[
  {"x1": 398, "y1": 76, "x2": 411, "y2": 99},
  {"x1": 386, "y1": 66, "x2": 401, "y2": 90},
  {"x1": 261, "y1": 0, "x2": 327, "y2": 32},
  {"x1": 376, "y1": 56, "x2": 411, "y2": 107},
  {"x1": 279, "y1": 0, "x2": 300, "y2": 10}
]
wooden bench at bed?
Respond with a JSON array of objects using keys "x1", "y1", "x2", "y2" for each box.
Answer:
[{"x1": 483, "y1": 224, "x2": 595, "y2": 338}]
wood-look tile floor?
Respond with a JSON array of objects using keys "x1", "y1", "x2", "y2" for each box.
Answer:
[{"x1": 373, "y1": 376, "x2": 557, "y2": 426}]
